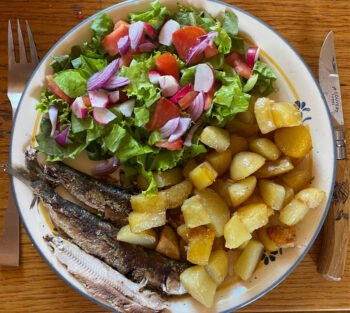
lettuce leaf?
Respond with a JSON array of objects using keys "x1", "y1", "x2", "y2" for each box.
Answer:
[
  {"x1": 222, "y1": 11, "x2": 239, "y2": 38},
  {"x1": 252, "y1": 61, "x2": 277, "y2": 96},
  {"x1": 36, "y1": 89, "x2": 68, "y2": 113},
  {"x1": 53, "y1": 69, "x2": 87, "y2": 98}
]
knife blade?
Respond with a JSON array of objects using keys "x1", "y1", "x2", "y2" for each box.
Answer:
[{"x1": 318, "y1": 31, "x2": 349, "y2": 281}]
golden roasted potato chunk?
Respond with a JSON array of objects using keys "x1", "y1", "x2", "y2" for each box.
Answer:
[
  {"x1": 259, "y1": 179, "x2": 286, "y2": 210},
  {"x1": 153, "y1": 168, "x2": 183, "y2": 188},
  {"x1": 225, "y1": 119, "x2": 260, "y2": 137},
  {"x1": 200, "y1": 126, "x2": 230, "y2": 152},
  {"x1": 257, "y1": 227, "x2": 278, "y2": 252},
  {"x1": 234, "y1": 239, "x2": 264, "y2": 280},
  {"x1": 198, "y1": 189, "x2": 230, "y2": 237},
  {"x1": 228, "y1": 176, "x2": 257, "y2": 207},
  {"x1": 189, "y1": 161, "x2": 218, "y2": 190},
  {"x1": 187, "y1": 226, "x2": 216, "y2": 265},
  {"x1": 295, "y1": 188, "x2": 326, "y2": 209},
  {"x1": 182, "y1": 159, "x2": 197, "y2": 178},
  {"x1": 266, "y1": 225, "x2": 296, "y2": 248},
  {"x1": 180, "y1": 265, "x2": 217, "y2": 308},
  {"x1": 274, "y1": 125, "x2": 312, "y2": 158},
  {"x1": 237, "y1": 203, "x2": 272, "y2": 232},
  {"x1": 224, "y1": 214, "x2": 252, "y2": 249},
  {"x1": 205, "y1": 149, "x2": 232, "y2": 176},
  {"x1": 211, "y1": 179, "x2": 234, "y2": 207},
  {"x1": 117, "y1": 224, "x2": 157, "y2": 248},
  {"x1": 205, "y1": 250, "x2": 229, "y2": 285},
  {"x1": 177, "y1": 224, "x2": 190, "y2": 243},
  {"x1": 281, "y1": 169, "x2": 312, "y2": 192},
  {"x1": 230, "y1": 151, "x2": 265, "y2": 181},
  {"x1": 255, "y1": 156, "x2": 294, "y2": 178},
  {"x1": 282, "y1": 184, "x2": 295, "y2": 207},
  {"x1": 236, "y1": 97, "x2": 257, "y2": 124},
  {"x1": 156, "y1": 225, "x2": 180, "y2": 260},
  {"x1": 229, "y1": 134, "x2": 249, "y2": 156},
  {"x1": 271, "y1": 101, "x2": 302, "y2": 128},
  {"x1": 279, "y1": 198, "x2": 309, "y2": 226},
  {"x1": 160, "y1": 180, "x2": 193, "y2": 209},
  {"x1": 131, "y1": 193, "x2": 167, "y2": 212},
  {"x1": 129, "y1": 210, "x2": 166, "y2": 233},
  {"x1": 254, "y1": 97, "x2": 277, "y2": 134},
  {"x1": 181, "y1": 195, "x2": 211, "y2": 228},
  {"x1": 249, "y1": 138, "x2": 281, "y2": 161}
]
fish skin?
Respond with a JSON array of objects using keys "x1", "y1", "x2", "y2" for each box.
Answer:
[{"x1": 45, "y1": 235, "x2": 168, "y2": 313}]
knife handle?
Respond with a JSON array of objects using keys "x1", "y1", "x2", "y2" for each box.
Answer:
[{"x1": 318, "y1": 159, "x2": 350, "y2": 281}]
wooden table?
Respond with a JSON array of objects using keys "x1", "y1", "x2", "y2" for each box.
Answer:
[{"x1": 0, "y1": 0, "x2": 350, "y2": 312}]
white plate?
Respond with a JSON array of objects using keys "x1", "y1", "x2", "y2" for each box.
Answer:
[{"x1": 10, "y1": 0, "x2": 336, "y2": 312}]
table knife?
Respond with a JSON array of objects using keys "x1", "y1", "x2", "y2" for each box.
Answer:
[{"x1": 318, "y1": 31, "x2": 349, "y2": 281}]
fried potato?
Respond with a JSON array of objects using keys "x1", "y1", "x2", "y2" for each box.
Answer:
[
  {"x1": 279, "y1": 198, "x2": 309, "y2": 226},
  {"x1": 295, "y1": 188, "x2": 326, "y2": 209},
  {"x1": 254, "y1": 97, "x2": 277, "y2": 134},
  {"x1": 200, "y1": 126, "x2": 230, "y2": 152},
  {"x1": 255, "y1": 156, "x2": 294, "y2": 178},
  {"x1": 161, "y1": 180, "x2": 193, "y2": 209},
  {"x1": 257, "y1": 227, "x2": 278, "y2": 252},
  {"x1": 271, "y1": 101, "x2": 302, "y2": 128},
  {"x1": 182, "y1": 159, "x2": 197, "y2": 178},
  {"x1": 228, "y1": 176, "x2": 257, "y2": 207},
  {"x1": 205, "y1": 250, "x2": 229, "y2": 285},
  {"x1": 129, "y1": 210, "x2": 166, "y2": 233},
  {"x1": 181, "y1": 195, "x2": 211, "y2": 228},
  {"x1": 211, "y1": 179, "x2": 234, "y2": 207},
  {"x1": 236, "y1": 203, "x2": 272, "y2": 232},
  {"x1": 259, "y1": 179, "x2": 286, "y2": 210},
  {"x1": 225, "y1": 119, "x2": 260, "y2": 137},
  {"x1": 281, "y1": 169, "x2": 312, "y2": 192},
  {"x1": 131, "y1": 193, "x2": 167, "y2": 212},
  {"x1": 153, "y1": 168, "x2": 183, "y2": 188},
  {"x1": 177, "y1": 224, "x2": 190, "y2": 243},
  {"x1": 266, "y1": 225, "x2": 296, "y2": 248},
  {"x1": 205, "y1": 149, "x2": 232, "y2": 176},
  {"x1": 117, "y1": 224, "x2": 157, "y2": 248},
  {"x1": 156, "y1": 225, "x2": 180, "y2": 260},
  {"x1": 224, "y1": 214, "x2": 252, "y2": 249},
  {"x1": 229, "y1": 134, "x2": 249, "y2": 155},
  {"x1": 249, "y1": 138, "x2": 281, "y2": 161},
  {"x1": 230, "y1": 151, "x2": 265, "y2": 180},
  {"x1": 189, "y1": 161, "x2": 218, "y2": 190}
]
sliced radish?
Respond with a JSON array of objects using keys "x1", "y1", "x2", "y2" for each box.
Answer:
[
  {"x1": 170, "y1": 83, "x2": 192, "y2": 103},
  {"x1": 139, "y1": 40, "x2": 157, "y2": 52},
  {"x1": 169, "y1": 118, "x2": 191, "y2": 142},
  {"x1": 158, "y1": 19, "x2": 180, "y2": 46},
  {"x1": 93, "y1": 107, "x2": 117, "y2": 125},
  {"x1": 108, "y1": 90, "x2": 120, "y2": 104},
  {"x1": 89, "y1": 90, "x2": 110, "y2": 108},
  {"x1": 187, "y1": 91, "x2": 205, "y2": 121},
  {"x1": 186, "y1": 31, "x2": 217, "y2": 65},
  {"x1": 129, "y1": 21, "x2": 144, "y2": 51},
  {"x1": 160, "y1": 117, "x2": 180, "y2": 138},
  {"x1": 117, "y1": 35, "x2": 130, "y2": 56},
  {"x1": 159, "y1": 75, "x2": 180, "y2": 97},
  {"x1": 246, "y1": 46, "x2": 260, "y2": 68},
  {"x1": 194, "y1": 64, "x2": 215, "y2": 93},
  {"x1": 115, "y1": 99, "x2": 135, "y2": 117},
  {"x1": 55, "y1": 125, "x2": 71, "y2": 147},
  {"x1": 143, "y1": 22, "x2": 156, "y2": 40},
  {"x1": 48, "y1": 105, "x2": 58, "y2": 137},
  {"x1": 71, "y1": 97, "x2": 87, "y2": 119},
  {"x1": 148, "y1": 71, "x2": 161, "y2": 84}
]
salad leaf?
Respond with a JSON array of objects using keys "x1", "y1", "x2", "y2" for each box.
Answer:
[
  {"x1": 222, "y1": 11, "x2": 239, "y2": 38},
  {"x1": 252, "y1": 61, "x2": 277, "y2": 96},
  {"x1": 50, "y1": 55, "x2": 72, "y2": 73},
  {"x1": 134, "y1": 107, "x2": 150, "y2": 127},
  {"x1": 53, "y1": 69, "x2": 87, "y2": 98},
  {"x1": 36, "y1": 89, "x2": 68, "y2": 113},
  {"x1": 243, "y1": 73, "x2": 259, "y2": 92},
  {"x1": 179, "y1": 65, "x2": 197, "y2": 87},
  {"x1": 71, "y1": 114, "x2": 94, "y2": 133},
  {"x1": 211, "y1": 23, "x2": 231, "y2": 54},
  {"x1": 148, "y1": 131, "x2": 164, "y2": 145},
  {"x1": 90, "y1": 12, "x2": 114, "y2": 41},
  {"x1": 79, "y1": 55, "x2": 108, "y2": 78}
]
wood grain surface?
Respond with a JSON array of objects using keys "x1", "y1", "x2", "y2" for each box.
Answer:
[{"x1": 0, "y1": 0, "x2": 350, "y2": 312}]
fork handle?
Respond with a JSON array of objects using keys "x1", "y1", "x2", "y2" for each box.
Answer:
[{"x1": 0, "y1": 186, "x2": 20, "y2": 266}]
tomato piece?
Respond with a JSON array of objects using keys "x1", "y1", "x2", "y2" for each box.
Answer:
[
  {"x1": 120, "y1": 49, "x2": 135, "y2": 68},
  {"x1": 102, "y1": 23, "x2": 130, "y2": 56},
  {"x1": 172, "y1": 26, "x2": 206, "y2": 65},
  {"x1": 204, "y1": 44, "x2": 219, "y2": 58},
  {"x1": 146, "y1": 97, "x2": 181, "y2": 131},
  {"x1": 155, "y1": 138, "x2": 183, "y2": 151},
  {"x1": 155, "y1": 53, "x2": 179, "y2": 80},
  {"x1": 178, "y1": 91, "x2": 199, "y2": 109},
  {"x1": 204, "y1": 82, "x2": 220, "y2": 110},
  {"x1": 81, "y1": 96, "x2": 91, "y2": 107},
  {"x1": 46, "y1": 75, "x2": 74, "y2": 104},
  {"x1": 225, "y1": 51, "x2": 253, "y2": 79},
  {"x1": 114, "y1": 20, "x2": 129, "y2": 31}
]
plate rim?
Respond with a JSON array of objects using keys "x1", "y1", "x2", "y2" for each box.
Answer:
[{"x1": 9, "y1": 0, "x2": 336, "y2": 312}]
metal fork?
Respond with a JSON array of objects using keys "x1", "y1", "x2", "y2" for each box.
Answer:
[{"x1": 0, "y1": 20, "x2": 39, "y2": 266}]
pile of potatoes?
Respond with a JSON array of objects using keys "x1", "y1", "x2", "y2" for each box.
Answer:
[{"x1": 117, "y1": 97, "x2": 326, "y2": 308}]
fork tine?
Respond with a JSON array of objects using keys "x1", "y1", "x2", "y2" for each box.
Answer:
[
  {"x1": 17, "y1": 19, "x2": 27, "y2": 63},
  {"x1": 25, "y1": 20, "x2": 39, "y2": 64},
  {"x1": 8, "y1": 20, "x2": 15, "y2": 65}
]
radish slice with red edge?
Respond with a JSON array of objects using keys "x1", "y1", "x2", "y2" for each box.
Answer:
[
  {"x1": 194, "y1": 63, "x2": 215, "y2": 92},
  {"x1": 108, "y1": 90, "x2": 120, "y2": 104},
  {"x1": 159, "y1": 75, "x2": 180, "y2": 97},
  {"x1": 93, "y1": 107, "x2": 117, "y2": 125},
  {"x1": 184, "y1": 121, "x2": 202, "y2": 146},
  {"x1": 158, "y1": 19, "x2": 180, "y2": 46},
  {"x1": 71, "y1": 97, "x2": 87, "y2": 119},
  {"x1": 115, "y1": 99, "x2": 135, "y2": 117},
  {"x1": 89, "y1": 90, "x2": 110, "y2": 108},
  {"x1": 139, "y1": 40, "x2": 157, "y2": 52},
  {"x1": 92, "y1": 156, "x2": 120, "y2": 176},
  {"x1": 246, "y1": 46, "x2": 260, "y2": 68},
  {"x1": 118, "y1": 36, "x2": 130, "y2": 56},
  {"x1": 160, "y1": 117, "x2": 180, "y2": 138},
  {"x1": 129, "y1": 21, "x2": 144, "y2": 51},
  {"x1": 143, "y1": 22, "x2": 156, "y2": 40},
  {"x1": 48, "y1": 105, "x2": 58, "y2": 137},
  {"x1": 87, "y1": 59, "x2": 120, "y2": 91},
  {"x1": 187, "y1": 91, "x2": 205, "y2": 121},
  {"x1": 170, "y1": 83, "x2": 192, "y2": 103},
  {"x1": 186, "y1": 31, "x2": 217, "y2": 65},
  {"x1": 103, "y1": 76, "x2": 130, "y2": 90},
  {"x1": 148, "y1": 71, "x2": 161, "y2": 84},
  {"x1": 55, "y1": 125, "x2": 71, "y2": 147},
  {"x1": 169, "y1": 117, "x2": 191, "y2": 142}
]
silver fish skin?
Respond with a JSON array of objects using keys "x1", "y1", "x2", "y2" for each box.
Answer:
[{"x1": 45, "y1": 235, "x2": 168, "y2": 313}]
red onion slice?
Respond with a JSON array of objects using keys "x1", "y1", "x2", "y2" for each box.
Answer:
[
  {"x1": 129, "y1": 21, "x2": 144, "y2": 51},
  {"x1": 87, "y1": 58, "x2": 120, "y2": 91},
  {"x1": 184, "y1": 121, "x2": 202, "y2": 147},
  {"x1": 102, "y1": 76, "x2": 130, "y2": 90},
  {"x1": 187, "y1": 91, "x2": 205, "y2": 121},
  {"x1": 246, "y1": 46, "x2": 260, "y2": 68},
  {"x1": 170, "y1": 83, "x2": 192, "y2": 103},
  {"x1": 139, "y1": 40, "x2": 157, "y2": 52},
  {"x1": 92, "y1": 155, "x2": 120, "y2": 176},
  {"x1": 48, "y1": 105, "x2": 58, "y2": 137},
  {"x1": 55, "y1": 124, "x2": 71, "y2": 147},
  {"x1": 71, "y1": 97, "x2": 88, "y2": 119},
  {"x1": 118, "y1": 35, "x2": 130, "y2": 56},
  {"x1": 160, "y1": 117, "x2": 180, "y2": 138},
  {"x1": 143, "y1": 22, "x2": 156, "y2": 40},
  {"x1": 168, "y1": 118, "x2": 191, "y2": 142},
  {"x1": 186, "y1": 31, "x2": 218, "y2": 65}
]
